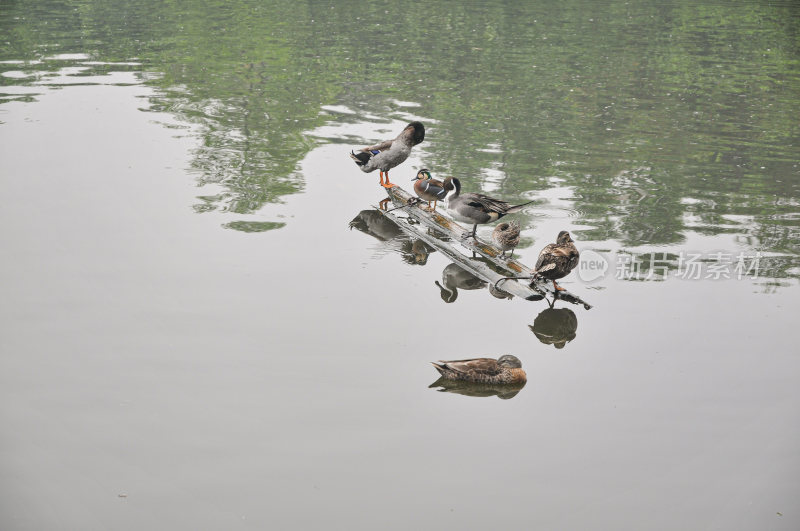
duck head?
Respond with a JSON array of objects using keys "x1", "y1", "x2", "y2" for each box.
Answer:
[
  {"x1": 405, "y1": 121, "x2": 425, "y2": 145},
  {"x1": 497, "y1": 355, "x2": 523, "y2": 369},
  {"x1": 443, "y1": 177, "x2": 461, "y2": 195},
  {"x1": 556, "y1": 230, "x2": 573, "y2": 244},
  {"x1": 412, "y1": 168, "x2": 432, "y2": 181}
]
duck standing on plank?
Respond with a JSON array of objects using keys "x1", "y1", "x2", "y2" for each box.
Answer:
[
  {"x1": 494, "y1": 230, "x2": 579, "y2": 293},
  {"x1": 492, "y1": 220, "x2": 521, "y2": 259},
  {"x1": 350, "y1": 121, "x2": 425, "y2": 188},
  {"x1": 411, "y1": 168, "x2": 448, "y2": 212},
  {"x1": 443, "y1": 177, "x2": 534, "y2": 239},
  {"x1": 532, "y1": 230, "x2": 580, "y2": 291},
  {"x1": 431, "y1": 355, "x2": 527, "y2": 385}
]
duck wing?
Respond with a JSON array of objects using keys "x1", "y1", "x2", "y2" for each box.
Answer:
[
  {"x1": 534, "y1": 243, "x2": 559, "y2": 272},
  {"x1": 436, "y1": 358, "x2": 502, "y2": 376},
  {"x1": 564, "y1": 245, "x2": 580, "y2": 272},
  {"x1": 419, "y1": 178, "x2": 449, "y2": 200},
  {"x1": 361, "y1": 139, "x2": 394, "y2": 153},
  {"x1": 535, "y1": 244, "x2": 579, "y2": 273},
  {"x1": 463, "y1": 193, "x2": 512, "y2": 214},
  {"x1": 351, "y1": 138, "x2": 395, "y2": 167}
]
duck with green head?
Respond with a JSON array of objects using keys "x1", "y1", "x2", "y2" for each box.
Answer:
[{"x1": 411, "y1": 168, "x2": 448, "y2": 212}]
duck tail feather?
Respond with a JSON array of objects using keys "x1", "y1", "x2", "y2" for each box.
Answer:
[
  {"x1": 350, "y1": 150, "x2": 371, "y2": 166},
  {"x1": 506, "y1": 199, "x2": 536, "y2": 213},
  {"x1": 431, "y1": 362, "x2": 447, "y2": 376},
  {"x1": 534, "y1": 263, "x2": 557, "y2": 275}
]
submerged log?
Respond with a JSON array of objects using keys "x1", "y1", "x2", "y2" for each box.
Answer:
[{"x1": 380, "y1": 185, "x2": 593, "y2": 310}]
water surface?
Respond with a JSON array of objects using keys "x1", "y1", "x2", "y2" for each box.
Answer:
[{"x1": 1, "y1": 1, "x2": 799, "y2": 530}]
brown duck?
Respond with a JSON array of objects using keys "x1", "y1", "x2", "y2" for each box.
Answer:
[
  {"x1": 492, "y1": 220, "x2": 521, "y2": 259},
  {"x1": 431, "y1": 355, "x2": 526, "y2": 385},
  {"x1": 533, "y1": 230, "x2": 580, "y2": 291},
  {"x1": 495, "y1": 231, "x2": 580, "y2": 293}
]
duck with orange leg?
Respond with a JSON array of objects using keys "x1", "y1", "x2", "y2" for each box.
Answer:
[
  {"x1": 411, "y1": 168, "x2": 448, "y2": 212},
  {"x1": 349, "y1": 121, "x2": 425, "y2": 188},
  {"x1": 532, "y1": 230, "x2": 580, "y2": 291},
  {"x1": 496, "y1": 230, "x2": 579, "y2": 292}
]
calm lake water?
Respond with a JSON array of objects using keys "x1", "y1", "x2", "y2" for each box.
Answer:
[{"x1": 1, "y1": 1, "x2": 799, "y2": 529}]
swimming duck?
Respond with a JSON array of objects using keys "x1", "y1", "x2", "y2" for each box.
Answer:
[
  {"x1": 492, "y1": 220, "x2": 521, "y2": 259},
  {"x1": 532, "y1": 230, "x2": 580, "y2": 291},
  {"x1": 443, "y1": 177, "x2": 534, "y2": 239},
  {"x1": 431, "y1": 355, "x2": 527, "y2": 385},
  {"x1": 350, "y1": 121, "x2": 425, "y2": 188},
  {"x1": 411, "y1": 168, "x2": 448, "y2": 211}
]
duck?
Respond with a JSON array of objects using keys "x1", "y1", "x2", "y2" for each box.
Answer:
[
  {"x1": 492, "y1": 220, "x2": 521, "y2": 259},
  {"x1": 350, "y1": 121, "x2": 425, "y2": 188},
  {"x1": 443, "y1": 177, "x2": 534, "y2": 239},
  {"x1": 411, "y1": 168, "x2": 448, "y2": 211},
  {"x1": 532, "y1": 230, "x2": 580, "y2": 291},
  {"x1": 431, "y1": 355, "x2": 527, "y2": 385}
]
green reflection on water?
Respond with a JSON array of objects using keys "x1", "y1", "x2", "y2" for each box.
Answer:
[
  {"x1": 222, "y1": 221, "x2": 287, "y2": 233},
  {"x1": 1, "y1": 0, "x2": 798, "y2": 276}
]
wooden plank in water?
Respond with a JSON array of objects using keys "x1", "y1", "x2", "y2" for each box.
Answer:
[
  {"x1": 376, "y1": 204, "x2": 542, "y2": 301},
  {"x1": 383, "y1": 185, "x2": 593, "y2": 310}
]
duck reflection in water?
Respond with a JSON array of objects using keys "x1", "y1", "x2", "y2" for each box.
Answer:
[
  {"x1": 530, "y1": 306, "x2": 578, "y2": 349},
  {"x1": 435, "y1": 263, "x2": 487, "y2": 302},
  {"x1": 488, "y1": 282, "x2": 514, "y2": 300},
  {"x1": 349, "y1": 209, "x2": 401, "y2": 241},
  {"x1": 429, "y1": 378, "x2": 526, "y2": 400},
  {"x1": 349, "y1": 210, "x2": 433, "y2": 265},
  {"x1": 406, "y1": 240, "x2": 431, "y2": 265}
]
